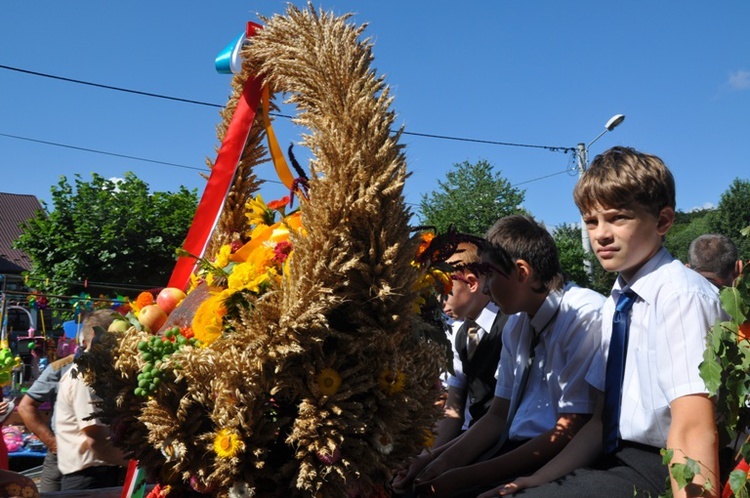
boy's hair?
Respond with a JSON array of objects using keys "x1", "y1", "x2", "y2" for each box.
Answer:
[
  {"x1": 448, "y1": 242, "x2": 481, "y2": 272},
  {"x1": 574, "y1": 146, "x2": 676, "y2": 218},
  {"x1": 688, "y1": 233, "x2": 739, "y2": 284},
  {"x1": 483, "y1": 215, "x2": 563, "y2": 292}
]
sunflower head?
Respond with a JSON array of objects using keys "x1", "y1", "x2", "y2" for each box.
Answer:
[
  {"x1": 316, "y1": 368, "x2": 342, "y2": 396},
  {"x1": 213, "y1": 428, "x2": 245, "y2": 459}
]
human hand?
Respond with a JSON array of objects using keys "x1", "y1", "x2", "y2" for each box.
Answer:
[
  {"x1": 414, "y1": 468, "x2": 463, "y2": 498},
  {"x1": 0, "y1": 400, "x2": 8, "y2": 416},
  {"x1": 477, "y1": 475, "x2": 541, "y2": 497},
  {"x1": 412, "y1": 457, "x2": 454, "y2": 495},
  {"x1": 392, "y1": 453, "x2": 432, "y2": 493}
]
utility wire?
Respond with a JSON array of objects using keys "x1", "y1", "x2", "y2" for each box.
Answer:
[{"x1": 0, "y1": 64, "x2": 575, "y2": 153}]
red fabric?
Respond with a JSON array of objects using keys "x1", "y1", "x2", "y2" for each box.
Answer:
[
  {"x1": 167, "y1": 75, "x2": 263, "y2": 291},
  {"x1": 0, "y1": 433, "x2": 7, "y2": 470},
  {"x1": 722, "y1": 458, "x2": 750, "y2": 498}
]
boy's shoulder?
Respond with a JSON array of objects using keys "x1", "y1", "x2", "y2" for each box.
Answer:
[
  {"x1": 561, "y1": 283, "x2": 606, "y2": 312},
  {"x1": 632, "y1": 248, "x2": 719, "y2": 303}
]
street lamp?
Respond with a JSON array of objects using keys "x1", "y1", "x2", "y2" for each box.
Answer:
[{"x1": 577, "y1": 114, "x2": 626, "y2": 280}]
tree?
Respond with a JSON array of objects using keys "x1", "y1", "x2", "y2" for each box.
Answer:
[
  {"x1": 552, "y1": 223, "x2": 615, "y2": 295},
  {"x1": 418, "y1": 160, "x2": 526, "y2": 236},
  {"x1": 553, "y1": 223, "x2": 589, "y2": 287},
  {"x1": 14, "y1": 172, "x2": 198, "y2": 299},
  {"x1": 708, "y1": 178, "x2": 750, "y2": 260},
  {"x1": 664, "y1": 209, "x2": 714, "y2": 263}
]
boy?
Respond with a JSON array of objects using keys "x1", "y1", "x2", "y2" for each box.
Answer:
[
  {"x1": 495, "y1": 147, "x2": 725, "y2": 498},
  {"x1": 394, "y1": 215, "x2": 604, "y2": 497},
  {"x1": 436, "y1": 242, "x2": 507, "y2": 446}
]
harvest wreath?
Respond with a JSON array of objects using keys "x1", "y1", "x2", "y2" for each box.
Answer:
[{"x1": 75, "y1": 5, "x2": 455, "y2": 497}]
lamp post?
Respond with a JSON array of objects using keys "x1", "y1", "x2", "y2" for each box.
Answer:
[{"x1": 577, "y1": 114, "x2": 626, "y2": 280}]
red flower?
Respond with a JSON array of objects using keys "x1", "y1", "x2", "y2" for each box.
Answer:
[
  {"x1": 267, "y1": 196, "x2": 291, "y2": 210},
  {"x1": 273, "y1": 241, "x2": 293, "y2": 264}
]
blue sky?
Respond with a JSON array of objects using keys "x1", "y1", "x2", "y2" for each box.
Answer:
[{"x1": 1, "y1": 1, "x2": 748, "y2": 230}]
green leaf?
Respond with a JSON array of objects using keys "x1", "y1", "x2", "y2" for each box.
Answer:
[
  {"x1": 699, "y1": 354, "x2": 723, "y2": 395},
  {"x1": 722, "y1": 287, "x2": 749, "y2": 324},
  {"x1": 661, "y1": 448, "x2": 674, "y2": 466},
  {"x1": 670, "y1": 462, "x2": 695, "y2": 490},
  {"x1": 728, "y1": 469, "x2": 748, "y2": 495}
]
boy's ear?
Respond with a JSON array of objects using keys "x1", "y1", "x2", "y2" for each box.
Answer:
[
  {"x1": 515, "y1": 259, "x2": 532, "y2": 283},
  {"x1": 656, "y1": 207, "x2": 675, "y2": 236},
  {"x1": 465, "y1": 272, "x2": 481, "y2": 292}
]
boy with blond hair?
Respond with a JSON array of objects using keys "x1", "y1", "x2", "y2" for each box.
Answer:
[
  {"x1": 437, "y1": 242, "x2": 507, "y2": 446},
  {"x1": 495, "y1": 147, "x2": 725, "y2": 498}
]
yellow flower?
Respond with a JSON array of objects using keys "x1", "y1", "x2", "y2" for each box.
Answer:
[
  {"x1": 422, "y1": 429, "x2": 435, "y2": 448},
  {"x1": 316, "y1": 368, "x2": 342, "y2": 396},
  {"x1": 245, "y1": 194, "x2": 275, "y2": 227},
  {"x1": 227, "y1": 261, "x2": 274, "y2": 294},
  {"x1": 213, "y1": 428, "x2": 244, "y2": 459},
  {"x1": 379, "y1": 369, "x2": 406, "y2": 395},
  {"x1": 215, "y1": 244, "x2": 232, "y2": 269},
  {"x1": 191, "y1": 293, "x2": 227, "y2": 346}
]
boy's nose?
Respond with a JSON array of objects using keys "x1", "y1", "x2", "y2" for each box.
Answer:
[{"x1": 591, "y1": 224, "x2": 613, "y2": 245}]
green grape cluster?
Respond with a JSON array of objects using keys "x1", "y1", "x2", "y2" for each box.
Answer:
[
  {"x1": 0, "y1": 348, "x2": 17, "y2": 386},
  {"x1": 134, "y1": 327, "x2": 198, "y2": 397}
]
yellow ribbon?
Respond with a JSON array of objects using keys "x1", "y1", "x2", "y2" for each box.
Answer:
[{"x1": 260, "y1": 85, "x2": 295, "y2": 189}]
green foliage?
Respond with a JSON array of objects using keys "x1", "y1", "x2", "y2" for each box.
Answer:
[
  {"x1": 554, "y1": 223, "x2": 589, "y2": 286},
  {"x1": 418, "y1": 160, "x2": 526, "y2": 237},
  {"x1": 664, "y1": 209, "x2": 714, "y2": 263},
  {"x1": 553, "y1": 224, "x2": 616, "y2": 295},
  {"x1": 709, "y1": 178, "x2": 750, "y2": 261},
  {"x1": 14, "y1": 172, "x2": 197, "y2": 300},
  {"x1": 698, "y1": 247, "x2": 750, "y2": 497}
]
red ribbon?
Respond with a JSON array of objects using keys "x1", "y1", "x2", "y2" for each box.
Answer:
[{"x1": 168, "y1": 33, "x2": 263, "y2": 290}]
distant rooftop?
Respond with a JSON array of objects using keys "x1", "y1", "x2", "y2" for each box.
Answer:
[{"x1": 0, "y1": 192, "x2": 44, "y2": 273}]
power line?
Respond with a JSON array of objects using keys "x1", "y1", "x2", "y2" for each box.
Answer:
[
  {"x1": 0, "y1": 64, "x2": 574, "y2": 153},
  {"x1": 0, "y1": 132, "x2": 286, "y2": 187}
]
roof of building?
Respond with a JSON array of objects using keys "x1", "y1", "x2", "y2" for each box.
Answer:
[{"x1": 0, "y1": 192, "x2": 44, "y2": 273}]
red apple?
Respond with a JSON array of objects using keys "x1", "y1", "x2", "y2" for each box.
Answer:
[
  {"x1": 156, "y1": 287, "x2": 187, "y2": 315},
  {"x1": 138, "y1": 304, "x2": 168, "y2": 333}
]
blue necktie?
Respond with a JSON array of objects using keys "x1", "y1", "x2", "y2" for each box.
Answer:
[{"x1": 602, "y1": 290, "x2": 637, "y2": 454}]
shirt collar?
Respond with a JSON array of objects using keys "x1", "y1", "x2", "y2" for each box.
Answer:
[
  {"x1": 529, "y1": 288, "x2": 563, "y2": 335},
  {"x1": 474, "y1": 301, "x2": 500, "y2": 333},
  {"x1": 613, "y1": 246, "x2": 673, "y2": 304}
]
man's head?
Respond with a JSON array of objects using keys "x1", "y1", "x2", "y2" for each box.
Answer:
[
  {"x1": 574, "y1": 146, "x2": 676, "y2": 281},
  {"x1": 443, "y1": 242, "x2": 490, "y2": 321},
  {"x1": 79, "y1": 309, "x2": 119, "y2": 351},
  {"x1": 481, "y1": 215, "x2": 563, "y2": 314},
  {"x1": 688, "y1": 234, "x2": 741, "y2": 288}
]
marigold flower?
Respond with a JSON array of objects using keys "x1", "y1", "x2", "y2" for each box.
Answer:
[
  {"x1": 316, "y1": 368, "x2": 342, "y2": 396},
  {"x1": 131, "y1": 291, "x2": 155, "y2": 313},
  {"x1": 213, "y1": 428, "x2": 245, "y2": 459},
  {"x1": 215, "y1": 244, "x2": 232, "y2": 269},
  {"x1": 227, "y1": 262, "x2": 273, "y2": 295},
  {"x1": 191, "y1": 294, "x2": 227, "y2": 346}
]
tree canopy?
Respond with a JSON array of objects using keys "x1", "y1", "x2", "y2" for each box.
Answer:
[
  {"x1": 418, "y1": 160, "x2": 526, "y2": 236},
  {"x1": 14, "y1": 172, "x2": 198, "y2": 299}
]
